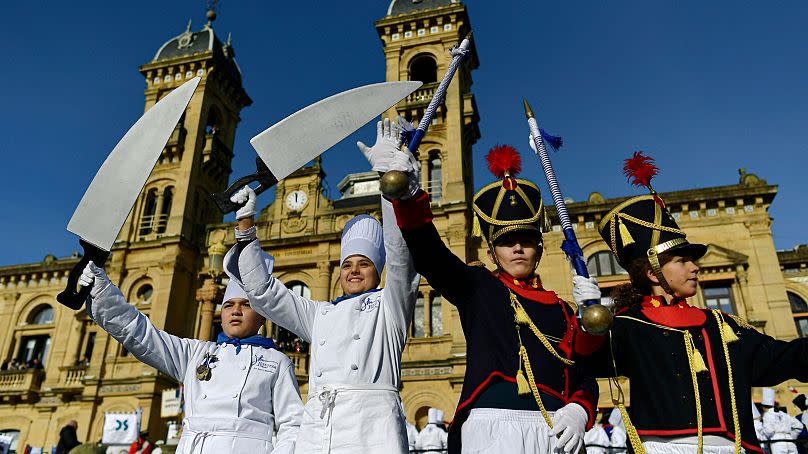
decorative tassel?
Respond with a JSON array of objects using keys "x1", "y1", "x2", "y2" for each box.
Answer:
[
  {"x1": 723, "y1": 322, "x2": 739, "y2": 343},
  {"x1": 539, "y1": 129, "x2": 563, "y2": 151},
  {"x1": 691, "y1": 349, "x2": 708, "y2": 373},
  {"x1": 514, "y1": 304, "x2": 532, "y2": 325},
  {"x1": 618, "y1": 218, "x2": 635, "y2": 246},
  {"x1": 471, "y1": 215, "x2": 482, "y2": 237},
  {"x1": 516, "y1": 369, "x2": 531, "y2": 396}
]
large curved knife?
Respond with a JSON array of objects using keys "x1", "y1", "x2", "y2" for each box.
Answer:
[
  {"x1": 57, "y1": 77, "x2": 201, "y2": 309},
  {"x1": 212, "y1": 81, "x2": 422, "y2": 213}
]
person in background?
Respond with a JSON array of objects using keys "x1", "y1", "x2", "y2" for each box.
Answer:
[
  {"x1": 584, "y1": 411, "x2": 611, "y2": 454},
  {"x1": 55, "y1": 420, "x2": 80, "y2": 454},
  {"x1": 416, "y1": 408, "x2": 448, "y2": 454},
  {"x1": 762, "y1": 389, "x2": 804, "y2": 454},
  {"x1": 127, "y1": 432, "x2": 154, "y2": 454}
]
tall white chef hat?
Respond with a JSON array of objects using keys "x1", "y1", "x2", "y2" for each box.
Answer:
[
  {"x1": 762, "y1": 387, "x2": 776, "y2": 407},
  {"x1": 609, "y1": 407, "x2": 625, "y2": 430},
  {"x1": 435, "y1": 409, "x2": 445, "y2": 424},
  {"x1": 428, "y1": 408, "x2": 440, "y2": 424},
  {"x1": 223, "y1": 251, "x2": 275, "y2": 303},
  {"x1": 340, "y1": 215, "x2": 385, "y2": 276}
]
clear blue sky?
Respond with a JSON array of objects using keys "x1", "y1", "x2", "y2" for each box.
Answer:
[{"x1": 1, "y1": 1, "x2": 806, "y2": 265}]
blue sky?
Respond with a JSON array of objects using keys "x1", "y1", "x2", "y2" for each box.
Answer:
[{"x1": 1, "y1": 1, "x2": 806, "y2": 265}]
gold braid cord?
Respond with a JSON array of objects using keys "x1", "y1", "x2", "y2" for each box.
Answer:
[
  {"x1": 510, "y1": 291, "x2": 575, "y2": 366},
  {"x1": 713, "y1": 311, "x2": 742, "y2": 454},
  {"x1": 617, "y1": 316, "x2": 706, "y2": 454},
  {"x1": 509, "y1": 289, "x2": 575, "y2": 428},
  {"x1": 520, "y1": 345, "x2": 554, "y2": 428},
  {"x1": 618, "y1": 212, "x2": 686, "y2": 236}
]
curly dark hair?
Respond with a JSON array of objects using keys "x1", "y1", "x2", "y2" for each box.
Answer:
[{"x1": 612, "y1": 253, "x2": 673, "y2": 312}]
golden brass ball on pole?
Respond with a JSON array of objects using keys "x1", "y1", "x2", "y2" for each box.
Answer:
[
  {"x1": 581, "y1": 304, "x2": 614, "y2": 335},
  {"x1": 380, "y1": 170, "x2": 410, "y2": 199}
]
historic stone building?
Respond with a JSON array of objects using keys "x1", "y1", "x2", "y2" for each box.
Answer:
[{"x1": 0, "y1": 1, "x2": 805, "y2": 450}]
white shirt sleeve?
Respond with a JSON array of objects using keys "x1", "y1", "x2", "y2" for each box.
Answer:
[
  {"x1": 86, "y1": 282, "x2": 202, "y2": 382},
  {"x1": 379, "y1": 197, "x2": 421, "y2": 338},
  {"x1": 270, "y1": 356, "x2": 303, "y2": 454},
  {"x1": 224, "y1": 238, "x2": 320, "y2": 343}
]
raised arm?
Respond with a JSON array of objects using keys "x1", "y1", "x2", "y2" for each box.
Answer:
[
  {"x1": 270, "y1": 356, "x2": 303, "y2": 454},
  {"x1": 736, "y1": 316, "x2": 808, "y2": 386},
  {"x1": 393, "y1": 191, "x2": 479, "y2": 306},
  {"x1": 380, "y1": 196, "x2": 421, "y2": 337},
  {"x1": 224, "y1": 237, "x2": 320, "y2": 344},
  {"x1": 81, "y1": 263, "x2": 202, "y2": 382}
]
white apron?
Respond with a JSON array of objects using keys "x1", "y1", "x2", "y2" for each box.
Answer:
[
  {"x1": 176, "y1": 417, "x2": 274, "y2": 454},
  {"x1": 294, "y1": 383, "x2": 406, "y2": 454}
]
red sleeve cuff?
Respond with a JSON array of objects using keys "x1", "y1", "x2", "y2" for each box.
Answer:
[
  {"x1": 573, "y1": 317, "x2": 607, "y2": 356},
  {"x1": 391, "y1": 190, "x2": 433, "y2": 231},
  {"x1": 569, "y1": 390, "x2": 597, "y2": 430}
]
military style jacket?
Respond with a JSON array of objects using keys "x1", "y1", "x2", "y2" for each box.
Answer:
[
  {"x1": 584, "y1": 296, "x2": 808, "y2": 453},
  {"x1": 393, "y1": 192, "x2": 602, "y2": 454}
]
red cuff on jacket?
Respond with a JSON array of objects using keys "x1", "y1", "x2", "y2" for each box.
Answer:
[
  {"x1": 391, "y1": 190, "x2": 433, "y2": 231},
  {"x1": 568, "y1": 390, "x2": 597, "y2": 430},
  {"x1": 572, "y1": 317, "x2": 607, "y2": 356}
]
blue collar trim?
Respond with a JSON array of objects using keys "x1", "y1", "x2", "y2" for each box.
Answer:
[
  {"x1": 216, "y1": 333, "x2": 276, "y2": 354},
  {"x1": 331, "y1": 288, "x2": 382, "y2": 305}
]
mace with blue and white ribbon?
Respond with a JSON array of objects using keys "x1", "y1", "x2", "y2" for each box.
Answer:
[
  {"x1": 523, "y1": 99, "x2": 613, "y2": 335},
  {"x1": 380, "y1": 33, "x2": 473, "y2": 198}
]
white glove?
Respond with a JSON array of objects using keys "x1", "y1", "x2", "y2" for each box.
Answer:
[
  {"x1": 549, "y1": 403, "x2": 588, "y2": 454},
  {"x1": 389, "y1": 144, "x2": 421, "y2": 199},
  {"x1": 78, "y1": 261, "x2": 112, "y2": 299},
  {"x1": 572, "y1": 275, "x2": 601, "y2": 306},
  {"x1": 357, "y1": 118, "x2": 401, "y2": 173},
  {"x1": 230, "y1": 185, "x2": 256, "y2": 220}
]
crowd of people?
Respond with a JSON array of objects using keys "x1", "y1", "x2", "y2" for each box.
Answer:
[
  {"x1": 0, "y1": 358, "x2": 43, "y2": 371},
  {"x1": 66, "y1": 114, "x2": 806, "y2": 454}
]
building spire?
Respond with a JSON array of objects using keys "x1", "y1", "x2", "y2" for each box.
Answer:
[{"x1": 206, "y1": 0, "x2": 219, "y2": 27}]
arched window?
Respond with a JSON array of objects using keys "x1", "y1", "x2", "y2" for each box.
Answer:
[
  {"x1": 789, "y1": 292, "x2": 808, "y2": 338},
  {"x1": 136, "y1": 284, "x2": 154, "y2": 304},
  {"x1": 205, "y1": 106, "x2": 222, "y2": 135},
  {"x1": 28, "y1": 305, "x2": 54, "y2": 325},
  {"x1": 156, "y1": 187, "x2": 173, "y2": 234},
  {"x1": 587, "y1": 251, "x2": 627, "y2": 277},
  {"x1": 428, "y1": 154, "x2": 442, "y2": 202},
  {"x1": 287, "y1": 281, "x2": 311, "y2": 299},
  {"x1": 409, "y1": 55, "x2": 438, "y2": 84},
  {"x1": 139, "y1": 188, "x2": 159, "y2": 236}
]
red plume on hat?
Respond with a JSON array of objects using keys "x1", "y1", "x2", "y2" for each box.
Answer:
[
  {"x1": 486, "y1": 145, "x2": 522, "y2": 190},
  {"x1": 623, "y1": 151, "x2": 658, "y2": 189},
  {"x1": 624, "y1": 151, "x2": 665, "y2": 206}
]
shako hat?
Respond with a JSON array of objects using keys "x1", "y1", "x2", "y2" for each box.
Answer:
[
  {"x1": 472, "y1": 145, "x2": 548, "y2": 245},
  {"x1": 599, "y1": 152, "x2": 706, "y2": 293}
]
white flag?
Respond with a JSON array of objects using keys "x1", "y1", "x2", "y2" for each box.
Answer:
[{"x1": 101, "y1": 412, "x2": 138, "y2": 444}]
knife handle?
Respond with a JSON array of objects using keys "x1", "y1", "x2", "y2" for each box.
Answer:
[
  {"x1": 211, "y1": 158, "x2": 279, "y2": 213},
  {"x1": 56, "y1": 239, "x2": 111, "y2": 310}
]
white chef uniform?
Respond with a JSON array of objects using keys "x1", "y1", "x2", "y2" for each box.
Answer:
[
  {"x1": 86, "y1": 277, "x2": 303, "y2": 454},
  {"x1": 416, "y1": 409, "x2": 448, "y2": 454},
  {"x1": 584, "y1": 424, "x2": 611, "y2": 454},
  {"x1": 225, "y1": 198, "x2": 420, "y2": 454}
]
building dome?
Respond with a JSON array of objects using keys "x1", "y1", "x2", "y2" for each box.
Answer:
[
  {"x1": 386, "y1": 0, "x2": 459, "y2": 16},
  {"x1": 152, "y1": 20, "x2": 242, "y2": 81}
]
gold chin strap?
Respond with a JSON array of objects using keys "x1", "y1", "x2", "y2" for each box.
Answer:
[{"x1": 646, "y1": 238, "x2": 688, "y2": 297}]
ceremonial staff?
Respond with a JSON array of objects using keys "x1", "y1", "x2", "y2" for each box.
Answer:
[
  {"x1": 523, "y1": 100, "x2": 613, "y2": 335},
  {"x1": 380, "y1": 33, "x2": 472, "y2": 198}
]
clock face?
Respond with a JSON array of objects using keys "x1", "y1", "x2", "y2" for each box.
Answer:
[{"x1": 285, "y1": 190, "x2": 308, "y2": 211}]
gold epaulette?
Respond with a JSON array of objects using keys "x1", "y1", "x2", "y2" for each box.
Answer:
[{"x1": 727, "y1": 313, "x2": 755, "y2": 331}]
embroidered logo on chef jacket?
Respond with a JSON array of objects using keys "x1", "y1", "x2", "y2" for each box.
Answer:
[
  {"x1": 360, "y1": 295, "x2": 381, "y2": 312},
  {"x1": 252, "y1": 355, "x2": 278, "y2": 374}
]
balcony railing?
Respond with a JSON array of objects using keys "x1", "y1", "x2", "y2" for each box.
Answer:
[
  {"x1": 0, "y1": 369, "x2": 44, "y2": 401},
  {"x1": 59, "y1": 365, "x2": 87, "y2": 388},
  {"x1": 287, "y1": 352, "x2": 309, "y2": 379},
  {"x1": 138, "y1": 214, "x2": 168, "y2": 237},
  {"x1": 401, "y1": 83, "x2": 438, "y2": 107}
]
